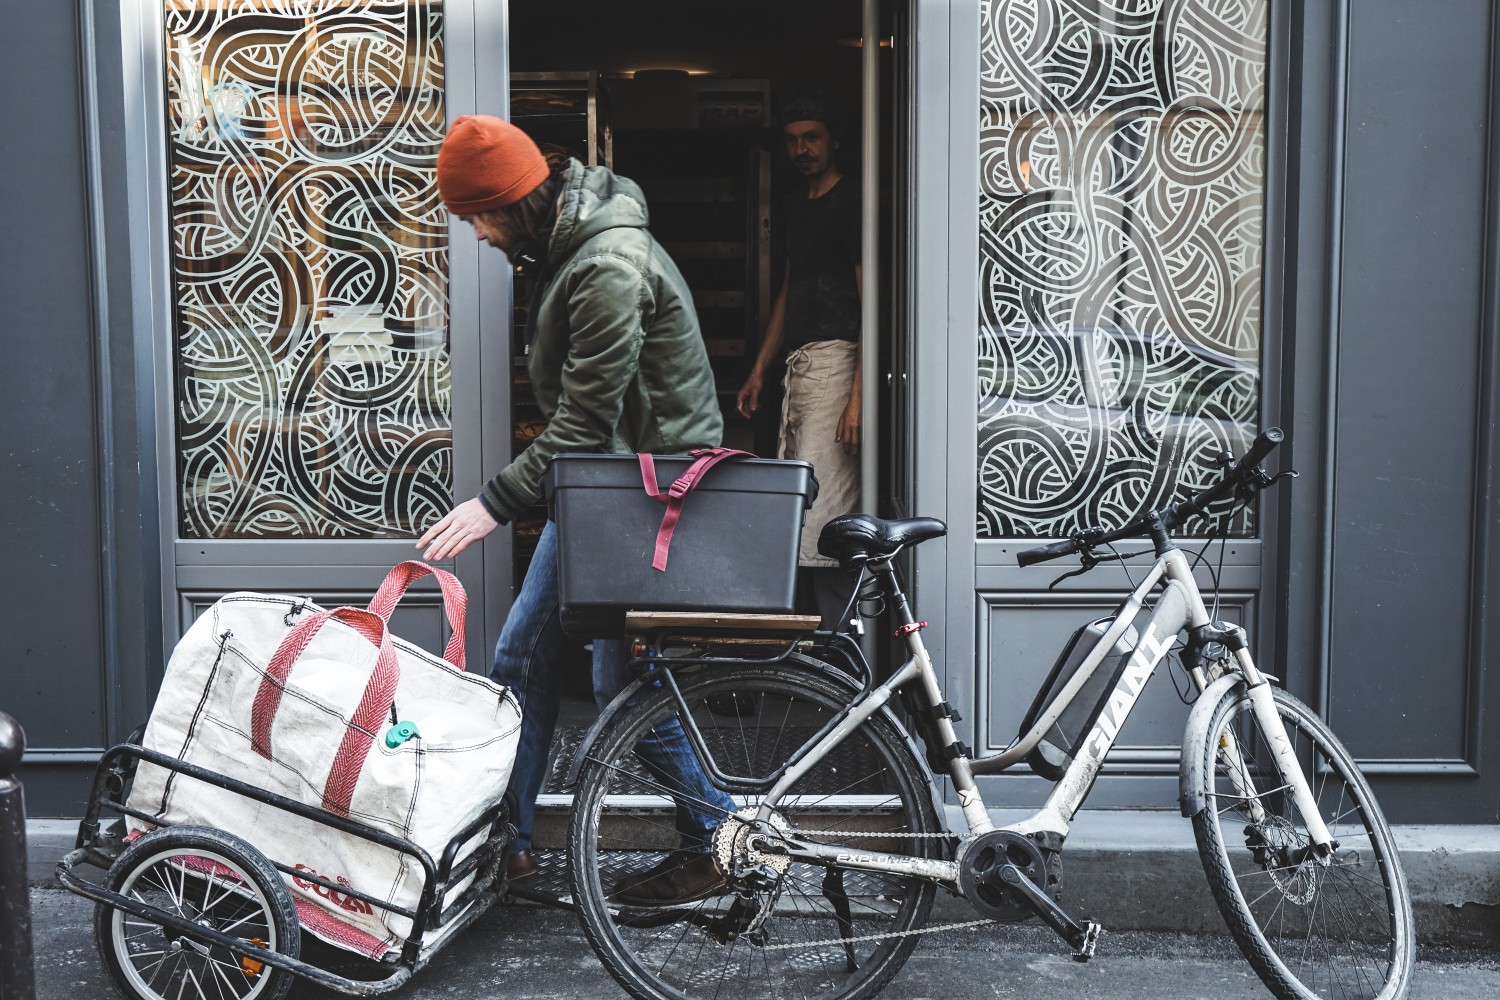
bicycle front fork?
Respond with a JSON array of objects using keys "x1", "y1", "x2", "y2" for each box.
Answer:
[{"x1": 1222, "y1": 647, "x2": 1337, "y2": 858}]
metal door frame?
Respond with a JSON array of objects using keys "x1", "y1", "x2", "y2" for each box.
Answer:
[
  {"x1": 908, "y1": 0, "x2": 1291, "y2": 806},
  {"x1": 108, "y1": 0, "x2": 514, "y2": 688}
]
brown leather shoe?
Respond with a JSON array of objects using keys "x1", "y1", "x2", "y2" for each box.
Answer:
[
  {"x1": 505, "y1": 849, "x2": 538, "y2": 882},
  {"x1": 610, "y1": 850, "x2": 727, "y2": 907}
]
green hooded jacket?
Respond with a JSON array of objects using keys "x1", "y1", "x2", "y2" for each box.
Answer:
[{"x1": 480, "y1": 159, "x2": 723, "y2": 523}]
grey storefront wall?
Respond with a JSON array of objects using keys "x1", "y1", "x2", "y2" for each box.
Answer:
[
  {"x1": 3, "y1": 0, "x2": 1498, "y2": 826},
  {"x1": 4, "y1": 1, "x2": 165, "y2": 818}
]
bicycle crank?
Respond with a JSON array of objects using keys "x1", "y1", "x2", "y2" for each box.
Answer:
[{"x1": 957, "y1": 831, "x2": 1100, "y2": 961}]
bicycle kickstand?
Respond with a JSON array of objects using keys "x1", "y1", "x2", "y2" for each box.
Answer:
[{"x1": 996, "y1": 862, "x2": 1103, "y2": 962}]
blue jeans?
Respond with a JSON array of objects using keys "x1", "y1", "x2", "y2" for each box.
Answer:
[{"x1": 490, "y1": 520, "x2": 736, "y2": 853}]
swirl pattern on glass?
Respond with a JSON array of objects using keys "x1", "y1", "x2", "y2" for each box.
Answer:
[
  {"x1": 977, "y1": 0, "x2": 1266, "y2": 539},
  {"x1": 166, "y1": 1, "x2": 450, "y2": 538}
]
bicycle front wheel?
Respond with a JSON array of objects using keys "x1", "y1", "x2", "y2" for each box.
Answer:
[
  {"x1": 569, "y1": 661, "x2": 941, "y2": 1000},
  {"x1": 1191, "y1": 685, "x2": 1414, "y2": 1000}
]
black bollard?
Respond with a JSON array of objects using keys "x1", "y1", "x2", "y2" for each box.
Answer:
[{"x1": 0, "y1": 712, "x2": 35, "y2": 1000}]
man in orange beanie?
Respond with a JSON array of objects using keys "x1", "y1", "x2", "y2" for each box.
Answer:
[{"x1": 417, "y1": 114, "x2": 734, "y2": 907}]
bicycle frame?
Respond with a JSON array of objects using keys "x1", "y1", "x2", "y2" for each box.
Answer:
[
  {"x1": 569, "y1": 428, "x2": 1415, "y2": 1000},
  {"x1": 751, "y1": 544, "x2": 1336, "y2": 888}
]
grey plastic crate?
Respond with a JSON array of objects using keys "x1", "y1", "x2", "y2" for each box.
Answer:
[{"x1": 544, "y1": 453, "x2": 818, "y2": 638}]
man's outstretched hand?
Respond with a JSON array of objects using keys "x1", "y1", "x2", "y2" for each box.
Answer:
[{"x1": 417, "y1": 497, "x2": 499, "y2": 561}]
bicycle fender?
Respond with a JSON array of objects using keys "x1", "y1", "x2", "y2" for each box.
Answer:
[
  {"x1": 560, "y1": 654, "x2": 880, "y2": 793},
  {"x1": 1178, "y1": 672, "x2": 1247, "y2": 818},
  {"x1": 563, "y1": 676, "x2": 651, "y2": 792}
]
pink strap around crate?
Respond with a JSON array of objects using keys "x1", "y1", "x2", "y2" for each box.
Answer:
[
  {"x1": 364, "y1": 560, "x2": 467, "y2": 670},
  {"x1": 637, "y1": 448, "x2": 756, "y2": 572},
  {"x1": 250, "y1": 605, "x2": 399, "y2": 818}
]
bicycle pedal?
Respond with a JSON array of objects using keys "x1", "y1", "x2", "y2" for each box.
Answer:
[{"x1": 1071, "y1": 921, "x2": 1102, "y2": 962}]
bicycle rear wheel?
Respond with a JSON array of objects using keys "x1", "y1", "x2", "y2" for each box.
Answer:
[
  {"x1": 569, "y1": 660, "x2": 941, "y2": 1000},
  {"x1": 1191, "y1": 685, "x2": 1414, "y2": 1000}
]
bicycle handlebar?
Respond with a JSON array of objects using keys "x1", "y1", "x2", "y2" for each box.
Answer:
[
  {"x1": 1015, "y1": 537, "x2": 1081, "y2": 568},
  {"x1": 1015, "y1": 427, "x2": 1286, "y2": 568},
  {"x1": 1240, "y1": 425, "x2": 1286, "y2": 470}
]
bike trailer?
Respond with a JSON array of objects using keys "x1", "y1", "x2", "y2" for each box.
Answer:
[
  {"x1": 124, "y1": 561, "x2": 523, "y2": 960},
  {"x1": 545, "y1": 450, "x2": 818, "y2": 638}
]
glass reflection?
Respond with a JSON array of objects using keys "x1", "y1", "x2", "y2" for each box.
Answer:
[
  {"x1": 977, "y1": 0, "x2": 1267, "y2": 539},
  {"x1": 166, "y1": 1, "x2": 451, "y2": 538}
]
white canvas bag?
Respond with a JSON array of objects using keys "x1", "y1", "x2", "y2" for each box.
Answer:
[{"x1": 127, "y1": 561, "x2": 522, "y2": 959}]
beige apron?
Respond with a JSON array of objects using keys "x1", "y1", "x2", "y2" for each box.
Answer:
[{"x1": 780, "y1": 340, "x2": 860, "y2": 567}]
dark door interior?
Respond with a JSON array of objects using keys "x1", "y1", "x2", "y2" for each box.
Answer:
[{"x1": 503, "y1": 0, "x2": 905, "y2": 829}]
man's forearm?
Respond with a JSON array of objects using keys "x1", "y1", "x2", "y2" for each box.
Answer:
[{"x1": 750, "y1": 289, "x2": 788, "y2": 376}]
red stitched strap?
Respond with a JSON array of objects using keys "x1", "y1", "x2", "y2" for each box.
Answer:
[
  {"x1": 636, "y1": 448, "x2": 756, "y2": 571},
  {"x1": 250, "y1": 606, "x2": 400, "y2": 818},
  {"x1": 364, "y1": 560, "x2": 467, "y2": 670},
  {"x1": 321, "y1": 643, "x2": 397, "y2": 817}
]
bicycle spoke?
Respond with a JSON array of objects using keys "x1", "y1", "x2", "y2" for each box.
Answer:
[
  {"x1": 1196, "y1": 687, "x2": 1411, "y2": 1000},
  {"x1": 180, "y1": 960, "x2": 203, "y2": 1000},
  {"x1": 202, "y1": 950, "x2": 242, "y2": 999},
  {"x1": 218, "y1": 906, "x2": 268, "y2": 936},
  {"x1": 211, "y1": 957, "x2": 252, "y2": 995},
  {"x1": 137, "y1": 948, "x2": 171, "y2": 984},
  {"x1": 175, "y1": 862, "x2": 194, "y2": 914},
  {"x1": 573, "y1": 665, "x2": 937, "y2": 1000},
  {"x1": 585, "y1": 751, "x2": 734, "y2": 820},
  {"x1": 124, "y1": 918, "x2": 170, "y2": 942}
]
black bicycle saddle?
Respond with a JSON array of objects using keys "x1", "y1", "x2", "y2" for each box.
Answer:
[{"x1": 817, "y1": 514, "x2": 948, "y2": 568}]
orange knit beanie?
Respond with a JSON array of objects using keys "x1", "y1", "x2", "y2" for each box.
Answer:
[{"x1": 437, "y1": 115, "x2": 549, "y2": 214}]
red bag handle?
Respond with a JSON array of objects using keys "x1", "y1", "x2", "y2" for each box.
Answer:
[
  {"x1": 364, "y1": 560, "x2": 466, "y2": 670},
  {"x1": 249, "y1": 606, "x2": 399, "y2": 818},
  {"x1": 637, "y1": 448, "x2": 756, "y2": 571}
]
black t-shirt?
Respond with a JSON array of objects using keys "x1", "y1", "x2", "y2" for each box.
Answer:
[{"x1": 779, "y1": 176, "x2": 861, "y2": 351}]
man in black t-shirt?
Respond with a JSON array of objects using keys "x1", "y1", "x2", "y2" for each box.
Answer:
[{"x1": 737, "y1": 95, "x2": 862, "y2": 629}]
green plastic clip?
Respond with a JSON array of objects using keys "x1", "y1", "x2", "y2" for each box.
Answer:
[{"x1": 385, "y1": 720, "x2": 420, "y2": 749}]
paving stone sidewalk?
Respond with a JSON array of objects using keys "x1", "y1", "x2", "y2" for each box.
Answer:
[{"x1": 29, "y1": 888, "x2": 1500, "y2": 1000}]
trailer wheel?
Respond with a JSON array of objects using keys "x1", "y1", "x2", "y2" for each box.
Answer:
[{"x1": 95, "y1": 825, "x2": 300, "y2": 1000}]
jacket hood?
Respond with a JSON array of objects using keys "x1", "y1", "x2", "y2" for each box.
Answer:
[{"x1": 546, "y1": 159, "x2": 650, "y2": 265}]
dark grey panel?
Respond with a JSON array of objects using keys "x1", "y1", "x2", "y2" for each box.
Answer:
[
  {"x1": 0, "y1": 3, "x2": 107, "y2": 747},
  {"x1": 976, "y1": 593, "x2": 1253, "y2": 810},
  {"x1": 10, "y1": 762, "x2": 98, "y2": 819},
  {"x1": 181, "y1": 592, "x2": 456, "y2": 665},
  {"x1": 981, "y1": 596, "x2": 1251, "y2": 754},
  {"x1": 1330, "y1": 0, "x2": 1488, "y2": 761}
]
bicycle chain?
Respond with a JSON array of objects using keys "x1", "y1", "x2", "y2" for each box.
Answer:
[
  {"x1": 788, "y1": 829, "x2": 960, "y2": 839},
  {"x1": 726, "y1": 825, "x2": 999, "y2": 952},
  {"x1": 752, "y1": 916, "x2": 999, "y2": 951}
]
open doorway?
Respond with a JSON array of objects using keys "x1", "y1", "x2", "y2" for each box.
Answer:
[
  {"x1": 507, "y1": 0, "x2": 898, "y2": 449},
  {"x1": 502, "y1": 0, "x2": 908, "y2": 788}
]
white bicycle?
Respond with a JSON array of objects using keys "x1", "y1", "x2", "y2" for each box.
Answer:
[{"x1": 565, "y1": 427, "x2": 1415, "y2": 1000}]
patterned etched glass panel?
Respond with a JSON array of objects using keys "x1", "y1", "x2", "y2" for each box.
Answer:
[
  {"x1": 165, "y1": 1, "x2": 449, "y2": 538},
  {"x1": 977, "y1": 0, "x2": 1266, "y2": 538}
]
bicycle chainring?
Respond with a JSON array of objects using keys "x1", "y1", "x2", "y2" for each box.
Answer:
[{"x1": 957, "y1": 830, "x2": 1061, "y2": 922}]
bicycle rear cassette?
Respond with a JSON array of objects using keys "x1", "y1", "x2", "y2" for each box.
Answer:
[{"x1": 714, "y1": 807, "x2": 793, "y2": 885}]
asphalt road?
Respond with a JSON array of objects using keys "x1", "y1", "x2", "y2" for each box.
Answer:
[{"x1": 28, "y1": 889, "x2": 1500, "y2": 1000}]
